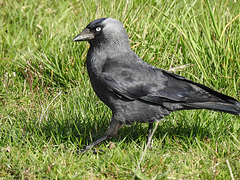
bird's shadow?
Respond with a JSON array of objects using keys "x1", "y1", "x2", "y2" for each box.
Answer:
[
  {"x1": 115, "y1": 118, "x2": 213, "y2": 147},
  {"x1": 65, "y1": 114, "x2": 214, "y2": 150},
  {"x1": 37, "y1": 110, "x2": 225, "y2": 151}
]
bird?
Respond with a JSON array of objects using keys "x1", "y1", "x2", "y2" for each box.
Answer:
[{"x1": 73, "y1": 18, "x2": 240, "y2": 152}]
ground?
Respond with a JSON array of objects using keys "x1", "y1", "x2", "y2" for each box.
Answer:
[{"x1": 0, "y1": 0, "x2": 240, "y2": 179}]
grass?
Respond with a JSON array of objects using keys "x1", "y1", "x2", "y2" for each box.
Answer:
[{"x1": 1, "y1": 0, "x2": 240, "y2": 179}]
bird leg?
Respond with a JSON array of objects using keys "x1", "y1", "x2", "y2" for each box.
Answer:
[
  {"x1": 146, "y1": 122, "x2": 154, "y2": 149},
  {"x1": 82, "y1": 119, "x2": 122, "y2": 152}
]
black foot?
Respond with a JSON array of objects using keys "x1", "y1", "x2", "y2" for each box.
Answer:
[{"x1": 76, "y1": 147, "x2": 105, "y2": 155}]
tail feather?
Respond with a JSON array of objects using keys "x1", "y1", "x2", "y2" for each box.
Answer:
[
  {"x1": 184, "y1": 101, "x2": 240, "y2": 115},
  {"x1": 162, "y1": 70, "x2": 240, "y2": 115},
  {"x1": 183, "y1": 75, "x2": 240, "y2": 115}
]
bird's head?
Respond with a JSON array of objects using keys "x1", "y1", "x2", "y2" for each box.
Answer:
[{"x1": 73, "y1": 18, "x2": 130, "y2": 49}]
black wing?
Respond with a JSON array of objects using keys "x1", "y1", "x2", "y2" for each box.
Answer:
[
  {"x1": 102, "y1": 53, "x2": 213, "y2": 104},
  {"x1": 102, "y1": 52, "x2": 240, "y2": 114}
]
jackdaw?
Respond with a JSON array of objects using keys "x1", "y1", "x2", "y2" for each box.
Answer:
[{"x1": 73, "y1": 18, "x2": 240, "y2": 151}]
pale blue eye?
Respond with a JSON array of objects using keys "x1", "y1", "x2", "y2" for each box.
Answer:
[{"x1": 96, "y1": 27, "x2": 102, "y2": 32}]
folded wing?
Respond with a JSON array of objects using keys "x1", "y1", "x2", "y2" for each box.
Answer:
[{"x1": 102, "y1": 53, "x2": 240, "y2": 115}]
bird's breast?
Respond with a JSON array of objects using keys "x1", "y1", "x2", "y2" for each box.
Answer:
[{"x1": 86, "y1": 54, "x2": 116, "y2": 108}]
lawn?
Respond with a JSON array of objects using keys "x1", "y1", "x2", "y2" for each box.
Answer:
[{"x1": 0, "y1": 0, "x2": 240, "y2": 179}]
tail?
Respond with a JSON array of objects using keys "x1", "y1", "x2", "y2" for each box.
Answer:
[
  {"x1": 184, "y1": 82, "x2": 240, "y2": 115},
  {"x1": 161, "y1": 70, "x2": 240, "y2": 115},
  {"x1": 185, "y1": 100, "x2": 240, "y2": 115}
]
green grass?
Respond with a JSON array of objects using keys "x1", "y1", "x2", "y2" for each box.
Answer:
[{"x1": 1, "y1": 0, "x2": 240, "y2": 179}]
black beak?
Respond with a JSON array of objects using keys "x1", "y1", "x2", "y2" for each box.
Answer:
[{"x1": 73, "y1": 28, "x2": 94, "y2": 41}]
